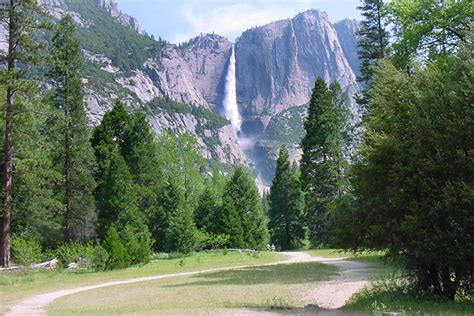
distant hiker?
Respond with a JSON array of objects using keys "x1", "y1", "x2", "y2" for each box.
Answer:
[{"x1": 271, "y1": 244, "x2": 275, "y2": 251}]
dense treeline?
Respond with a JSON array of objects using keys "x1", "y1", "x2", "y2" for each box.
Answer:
[
  {"x1": 267, "y1": 0, "x2": 472, "y2": 301},
  {"x1": 0, "y1": 3, "x2": 269, "y2": 271},
  {"x1": 0, "y1": 0, "x2": 472, "y2": 302}
]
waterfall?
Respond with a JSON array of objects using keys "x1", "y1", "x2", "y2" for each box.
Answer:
[{"x1": 223, "y1": 45, "x2": 242, "y2": 135}]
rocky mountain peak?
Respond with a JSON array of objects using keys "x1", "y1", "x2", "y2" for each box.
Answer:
[
  {"x1": 235, "y1": 9, "x2": 357, "y2": 122},
  {"x1": 294, "y1": 9, "x2": 329, "y2": 23}
]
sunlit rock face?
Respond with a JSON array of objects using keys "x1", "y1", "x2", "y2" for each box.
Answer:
[
  {"x1": 235, "y1": 9, "x2": 358, "y2": 120},
  {"x1": 1, "y1": 2, "x2": 360, "y2": 175}
]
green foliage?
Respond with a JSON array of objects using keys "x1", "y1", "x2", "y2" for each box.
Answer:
[
  {"x1": 300, "y1": 79, "x2": 352, "y2": 247},
  {"x1": 263, "y1": 106, "x2": 307, "y2": 143},
  {"x1": 332, "y1": 44, "x2": 473, "y2": 299},
  {"x1": 268, "y1": 146, "x2": 305, "y2": 250},
  {"x1": 356, "y1": 0, "x2": 389, "y2": 109},
  {"x1": 156, "y1": 132, "x2": 206, "y2": 209},
  {"x1": 122, "y1": 225, "x2": 152, "y2": 265},
  {"x1": 11, "y1": 236, "x2": 43, "y2": 270},
  {"x1": 194, "y1": 171, "x2": 227, "y2": 234},
  {"x1": 222, "y1": 168, "x2": 269, "y2": 249},
  {"x1": 54, "y1": 243, "x2": 94, "y2": 268},
  {"x1": 145, "y1": 97, "x2": 228, "y2": 129},
  {"x1": 102, "y1": 225, "x2": 130, "y2": 270},
  {"x1": 387, "y1": 0, "x2": 473, "y2": 68},
  {"x1": 195, "y1": 230, "x2": 230, "y2": 251},
  {"x1": 49, "y1": 15, "x2": 97, "y2": 242},
  {"x1": 91, "y1": 245, "x2": 109, "y2": 271},
  {"x1": 345, "y1": 278, "x2": 474, "y2": 314},
  {"x1": 166, "y1": 206, "x2": 197, "y2": 255},
  {"x1": 7, "y1": 96, "x2": 63, "y2": 249},
  {"x1": 65, "y1": 0, "x2": 166, "y2": 73},
  {"x1": 147, "y1": 178, "x2": 183, "y2": 252},
  {"x1": 0, "y1": 0, "x2": 53, "y2": 267}
]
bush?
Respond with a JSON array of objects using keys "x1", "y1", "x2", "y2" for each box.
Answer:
[
  {"x1": 195, "y1": 230, "x2": 230, "y2": 251},
  {"x1": 122, "y1": 225, "x2": 152, "y2": 265},
  {"x1": 91, "y1": 245, "x2": 109, "y2": 271},
  {"x1": 11, "y1": 236, "x2": 43, "y2": 272},
  {"x1": 55, "y1": 243, "x2": 94, "y2": 269},
  {"x1": 102, "y1": 225, "x2": 130, "y2": 270}
]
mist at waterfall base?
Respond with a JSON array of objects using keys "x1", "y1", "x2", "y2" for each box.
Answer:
[{"x1": 222, "y1": 46, "x2": 272, "y2": 189}]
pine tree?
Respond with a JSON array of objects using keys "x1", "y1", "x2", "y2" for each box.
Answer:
[
  {"x1": 166, "y1": 205, "x2": 196, "y2": 254},
  {"x1": 148, "y1": 178, "x2": 182, "y2": 252},
  {"x1": 0, "y1": 0, "x2": 50, "y2": 267},
  {"x1": 356, "y1": 0, "x2": 388, "y2": 111},
  {"x1": 49, "y1": 15, "x2": 96, "y2": 243},
  {"x1": 300, "y1": 79, "x2": 351, "y2": 247},
  {"x1": 268, "y1": 146, "x2": 305, "y2": 250},
  {"x1": 195, "y1": 187, "x2": 219, "y2": 232},
  {"x1": 121, "y1": 111, "x2": 162, "y2": 215},
  {"x1": 195, "y1": 169, "x2": 227, "y2": 233},
  {"x1": 216, "y1": 194, "x2": 244, "y2": 248},
  {"x1": 224, "y1": 167, "x2": 269, "y2": 249},
  {"x1": 91, "y1": 101, "x2": 140, "y2": 240}
]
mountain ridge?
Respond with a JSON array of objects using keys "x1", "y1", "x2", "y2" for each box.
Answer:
[{"x1": 1, "y1": 0, "x2": 360, "y2": 181}]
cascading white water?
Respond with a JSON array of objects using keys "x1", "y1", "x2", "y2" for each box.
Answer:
[{"x1": 223, "y1": 45, "x2": 242, "y2": 135}]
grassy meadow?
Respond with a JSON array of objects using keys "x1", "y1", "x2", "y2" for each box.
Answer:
[{"x1": 0, "y1": 251, "x2": 284, "y2": 314}]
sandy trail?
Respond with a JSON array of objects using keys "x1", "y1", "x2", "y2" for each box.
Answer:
[{"x1": 5, "y1": 252, "x2": 371, "y2": 315}]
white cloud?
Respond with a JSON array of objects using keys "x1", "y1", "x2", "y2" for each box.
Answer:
[
  {"x1": 118, "y1": 0, "x2": 361, "y2": 44},
  {"x1": 169, "y1": 0, "x2": 358, "y2": 43}
]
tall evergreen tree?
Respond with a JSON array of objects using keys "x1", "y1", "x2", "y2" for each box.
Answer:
[
  {"x1": 49, "y1": 15, "x2": 96, "y2": 242},
  {"x1": 356, "y1": 0, "x2": 388, "y2": 111},
  {"x1": 166, "y1": 205, "x2": 196, "y2": 254},
  {"x1": 91, "y1": 101, "x2": 141, "y2": 240},
  {"x1": 0, "y1": 0, "x2": 50, "y2": 267},
  {"x1": 332, "y1": 51, "x2": 473, "y2": 299},
  {"x1": 223, "y1": 167, "x2": 268, "y2": 249},
  {"x1": 300, "y1": 79, "x2": 351, "y2": 247},
  {"x1": 148, "y1": 178, "x2": 182, "y2": 252},
  {"x1": 195, "y1": 169, "x2": 226, "y2": 233},
  {"x1": 121, "y1": 111, "x2": 162, "y2": 211},
  {"x1": 268, "y1": 146, "x2": 305, "y2": 250}
]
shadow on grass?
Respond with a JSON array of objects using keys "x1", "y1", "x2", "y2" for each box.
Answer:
[
  {"x1": 165, "y1": 262, "x2": 338, "y2": 287},
  {"x1": 344, "y1": 280, "x2": 474, "y2": 314},
  {"x1": 215, "y1": 304, "x2": 368, "y2": 315}
]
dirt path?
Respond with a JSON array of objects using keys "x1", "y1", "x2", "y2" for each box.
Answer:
[{"x1": 5, "y1": 252, "x2": 371, "y2": 315}]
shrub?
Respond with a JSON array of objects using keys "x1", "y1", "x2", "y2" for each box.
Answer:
[
  {"x1": 55, "y1": 243, "x2": 94, "y2": 269},
  {"x1": 11, "y1": 236, "x2": 43, "y2": 273},
  {"x1": 91, "y1": 245, "x2": 109, "y2": 271},
  {"x1": 122, "y1": 225, "x2": 152, "y2": 265},
  {"x1": 102, "y1": 225, "x2": 130, "y2": 270},
  {"x1": 195, "y1": 230, "x2": 230, "y2": 251}
]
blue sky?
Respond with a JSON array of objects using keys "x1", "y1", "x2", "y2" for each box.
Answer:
[{"x1": 118, "y1": 0, "x2": 362, "y2": 44}]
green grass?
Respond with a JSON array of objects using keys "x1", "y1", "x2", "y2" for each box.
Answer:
[
  {"x1": 305, "y1": 248, "x2": 385, "y2": 260},
  {"x1": 344, "y1": 279, "x2": 474, "y2": 315},
  {"x1": 0, "y1": 251, "x2": 284, "y2": 314},
  {"x1": 48, "y1": 262, "x2": 338, "y2": 314},
  {"x1": 305, "y1": 249, "x2": 474, "y2": 315}
]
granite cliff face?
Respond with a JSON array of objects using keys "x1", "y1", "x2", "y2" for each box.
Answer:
[
  {"x1": 1, "y1": 1, "x2": 360, "y2": 176},
  {"x1": 119, "y1": 34, "x2": 232, "y2": 109},
  {"x1": 232, "y1": 10, "x2": 359, "y2": 182},
  {"x1": 235, "y1": 10, "x2": 358, "y2": 126}
]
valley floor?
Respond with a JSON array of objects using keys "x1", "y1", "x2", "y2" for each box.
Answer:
[
  {"x1": 4, "y1": 252, "x2": 374, "y2": 315},
  {"x1": 2, "y1": 251, "x2": 472, "y2": 315}
]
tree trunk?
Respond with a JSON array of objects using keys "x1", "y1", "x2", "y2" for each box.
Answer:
[
  {"x1": 1, "y1": 87, "x2": 14, "y2": 268},
  {"x1": 376, "y1": 0, "x2": 385, "y2": 58},
  {"x1": 1, "y1": 1, "x2": 16, "y2": 267},
  {"x1": 64, "y1": 128, "x2": 72, "y2": 243}
]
